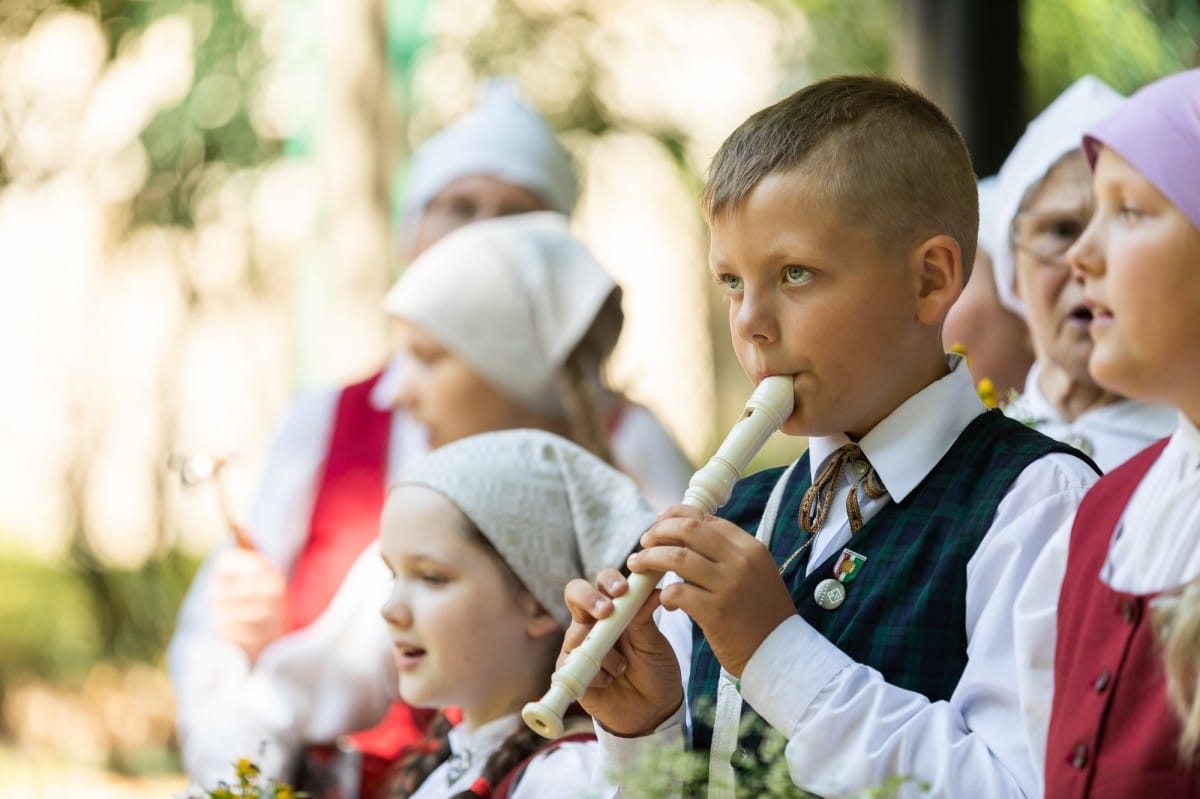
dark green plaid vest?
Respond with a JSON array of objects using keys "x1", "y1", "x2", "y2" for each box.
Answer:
[{"x1": 688, "y1": 409, "x2": 1097, "y2": 780}]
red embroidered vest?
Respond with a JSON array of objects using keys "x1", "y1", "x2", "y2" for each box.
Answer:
[
  {"x1": 1045, "y1": 438, "x2": 1200, "y2": 798},
  {"x1": 284, "y1": 372, "x2": 392, "y2": 632}
]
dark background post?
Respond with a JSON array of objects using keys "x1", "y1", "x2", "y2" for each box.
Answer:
[{"x1": 897, "y1": 0, "x2": 1025, "y2": 177}]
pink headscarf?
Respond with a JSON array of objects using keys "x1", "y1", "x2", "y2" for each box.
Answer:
[{"x1": 1083, "y1": 69, "x2": 1200, "y2": 231}]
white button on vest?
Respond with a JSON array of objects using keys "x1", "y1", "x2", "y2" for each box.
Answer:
[{"x1": 814, "y1": 578, "x2": 846, "y2": 610}]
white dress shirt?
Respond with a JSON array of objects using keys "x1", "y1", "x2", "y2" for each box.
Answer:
[
  {"x1": 1014, "y1": 412, "x2": 1200, "y2": 788},
  {"x1": 598, "y1": 355, "x2": 1099, "y2": 799},
  {"x1": 1004, "y1": 363, "x2": 1176, "y2": 472},
  {"x1": 410, "y1": 713, "x2": 599, "y2": 799}
]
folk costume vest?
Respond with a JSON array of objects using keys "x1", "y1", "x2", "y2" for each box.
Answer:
[
  {"x1": 689, "y1": 410, "x2": 1094, "y2": 794},
  {"x1": 1045, "y1": 438, "x2": 1200, "y2": 799},
  {"x1": 284, "y1": 371, "x2": 392, "y2": 632},
  {"x1": 282, "y1": 371, "x2": 435, "y2": 799}
]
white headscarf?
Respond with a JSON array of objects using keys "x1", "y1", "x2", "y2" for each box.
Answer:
[
  {"x1": 401, "y1": 78, "x2": 578, "y2": 231},
  {"x1": 395, "y1": 429, "x2": 656, "y2": 628},
  {"x1": 383, "y1": 211, "x2": 620, "y2": 416},
  {"x1": 991, "y1": 75, "x2": 1124, "y2": 317}
]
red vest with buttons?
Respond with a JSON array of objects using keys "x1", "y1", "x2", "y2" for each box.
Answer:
[{"x1": 1045, "y1": 438, "x2": 1200, "y2": 799}]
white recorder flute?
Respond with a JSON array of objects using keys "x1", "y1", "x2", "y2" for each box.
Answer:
[{"x1": 522, "y1": 374, "x2": 795, "y2": 738}]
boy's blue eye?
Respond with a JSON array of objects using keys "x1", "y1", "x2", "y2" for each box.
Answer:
[
  {"x1": 718, "y1": 274, "x2": 744, "y2": 293},
  {"x1": 784, "y1": 266, "x2": 812, "y2": 285}
]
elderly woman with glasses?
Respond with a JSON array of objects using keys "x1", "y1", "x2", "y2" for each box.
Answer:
[{"x1": 990, "y1": 75, "x2": 1176, "y2": 471}]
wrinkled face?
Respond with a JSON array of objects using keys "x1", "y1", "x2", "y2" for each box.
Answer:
[
  {"x1": 391, "y1": 323, "x2": 550, "y2": 449},
  {"x1": 410, "y1": 175, "x2": 548, "y2": 258},
  {"x1": 709, "y1": 170, "x2": 929, "y2": 439},
  {"x1": 1011, "y1": 153, "x2": 1096, "y2": 384},
  {"x1": 1068, "y1": 147, "x2": 1200, "y2": 421},
  {"x1": 942, "y1": 246, "x2": 1033, "y2": 397},
  {"x1": 379, "y1": 486, "x2": 552, "y2": 728}
]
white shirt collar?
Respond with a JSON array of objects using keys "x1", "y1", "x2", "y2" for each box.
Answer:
[
  {"x1": 807, "y1": 353, "x2": 985, "y2": 503},
  {"x1": 426, "y1": 712, "x2": 522, "y2": 794},
  {"x1": 446, "y1": 711, "x2": 520, "y2": 761}
]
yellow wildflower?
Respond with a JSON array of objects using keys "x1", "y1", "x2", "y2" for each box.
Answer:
[{"x1": 977, "y1": 378, "x2": 997, "y2": 408}]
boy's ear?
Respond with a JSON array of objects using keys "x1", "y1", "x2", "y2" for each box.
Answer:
[
  {"x1": 911, "y1": 234, "x2": 964, "y2": 326},
  {"x1": 521, "y1": 595, "x2": 561, "y2": 639}
]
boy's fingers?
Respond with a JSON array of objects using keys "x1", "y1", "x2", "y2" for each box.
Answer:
[
  {"x1": 640, "y1": 515, "x2": 733, "y2": 560},
  {"x1": 655, "y1": 504, "x2": 706, "y2": 522},
  {"x1": 631, "y1": 547, "x2": 722, "y2": 592}
]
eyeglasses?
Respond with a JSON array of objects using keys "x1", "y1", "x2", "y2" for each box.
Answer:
[{"x1": 1010, "y1": 209, "x2": 1092, "y2": 265}]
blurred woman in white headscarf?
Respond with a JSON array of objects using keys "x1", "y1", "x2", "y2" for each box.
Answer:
[
  {"x1": 990, "y1": 75, "x2": 1175, "y2": 470},
  {"x1": 169, "y1": 80, "x2": 686, "y2": 797}
]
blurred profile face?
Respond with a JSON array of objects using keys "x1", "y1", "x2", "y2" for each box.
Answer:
[
  {"x1": 942, "y1": 245, "x2": 1033, "y2": 397},
  {"x1": 409, "y1": 175, "x2": 549, "y2": 258},
  {"x1": 1068, "y1": 147, "x2": 1200, "y2": 421},
  {"x1": 380, "y1": 486, "x2": 553, "y2": 729},
  {"x1": 391, "y1": 322, "x2": 555, "y2": 449},
  {"x1": 1011, "y1": 152, "x2": 1096, "y2": 386},
  {"x1": 709, "y1": 170, "x2": 935, "y2": 439}
]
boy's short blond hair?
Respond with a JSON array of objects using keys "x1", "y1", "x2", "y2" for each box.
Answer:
[{"x1": 702, "y1": 75, "x2": 978, "y2": 274}]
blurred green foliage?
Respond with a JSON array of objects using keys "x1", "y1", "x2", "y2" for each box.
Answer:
[
  {"x1": 135, "y1": 0, "x2": 277, "y2": 228},
  {"x1": 1024, "y1": 0, "x2": 1199, "y2": 109},
  {"x1": 790, "y1": 0, "x2": 896, "y2": 77},
  {"x1": 0, "y1": 549, "x2": 199, "y2": 691},
  {"x1": 0, "y1": 0, "x2": 279, "y2": 228}
]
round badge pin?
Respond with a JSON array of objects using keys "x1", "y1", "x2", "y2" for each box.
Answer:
[{"x1": 814, "y1": 577, "x2": 846, "y2": 610}]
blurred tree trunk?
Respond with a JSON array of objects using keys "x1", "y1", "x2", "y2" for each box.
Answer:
[
  {"x1": 896, "y1": 0, "x2": 1024, "y2": 177},
  {"x1": 293, "y1": 0, "x2": 394, "y2": 385}
]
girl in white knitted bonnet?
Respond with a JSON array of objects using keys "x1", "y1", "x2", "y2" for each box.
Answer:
[
  {"x1": 384, "y1": 210, "x2": 687, "y2": 507},
  {"x1": 380, "y1": 428, "x2": 656, "y2": 798}
]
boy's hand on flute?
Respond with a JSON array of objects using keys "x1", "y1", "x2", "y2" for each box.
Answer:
[
  {"x1": 631, "y1": 505, "x2": 795, "y2": 679},
  {"x1": 561, "y1": 570, "x2": 684, "y2": 738}
]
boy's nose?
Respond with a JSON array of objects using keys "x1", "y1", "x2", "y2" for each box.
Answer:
[{"x1": 733, "y1": 292, "x2": 778, "y2": 343}]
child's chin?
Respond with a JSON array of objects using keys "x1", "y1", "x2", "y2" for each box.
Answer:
[
  {"x1": 1089, "y1": 355, "x2": 1135, "y2": 398},
  {"x1": 779, "y1": 418, "x2": 810, "y2": 438}
]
